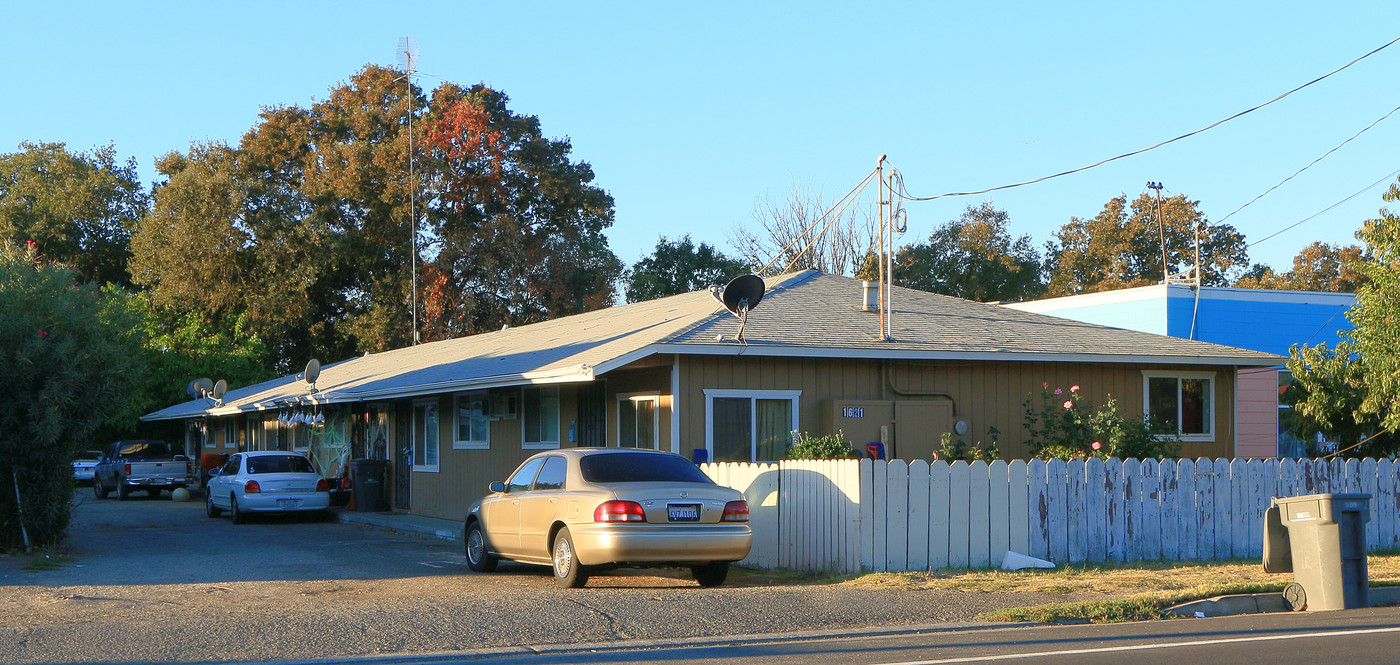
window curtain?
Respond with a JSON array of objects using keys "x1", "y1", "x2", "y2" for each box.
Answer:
[
  {"x1": 712, "y1": 398, "x2": 751, "y2": 462},
  {"x1": 755, "y1": 399, "x2": 792, "y2": 462}
]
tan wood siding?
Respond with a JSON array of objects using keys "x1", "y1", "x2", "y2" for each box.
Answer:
[{"x1": 679, "y1": 356, "x2": 1239, "y2": 461}]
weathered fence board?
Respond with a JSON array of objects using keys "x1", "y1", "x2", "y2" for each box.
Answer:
[
  {"x1": 1067, "y1": 459, "x2": 1086, "y2": 564},
  {"x1": 1008, "y1": 460, "x2": 1030, "y2": 557},
  {"x1": 907, "y1": 460, "x2": 930, "y2": 571},
  {"x1": 886, "y1": 461, "x2": 909, "y2": 571},
  {"x1": 929, "y1": 460, "x2": 950, "y2": 570},
  {"x1": 969, "y1": 461, "x2": 991, "y2": 568},
  {"x1": 1086, "y1": 458, "x2": 1108, "y2": 562},
  {"x1": 988, "y1": 460, "x2": 1010, "y2": 569},
  {"x1": 1159, "y1": 458, "x2": 1179, "y2": 561},
  {"x1": 948, "y1": 461, "x2": 971, "y2": 568}
]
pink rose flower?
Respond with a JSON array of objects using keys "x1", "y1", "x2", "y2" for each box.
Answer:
[
  {"x1": 1071, "y1": 385, "x2": 1080, "y2": 393},
  {"x1": 1063, "y1": 400, "x2": 1073, "y2": 409},
  {"x1": 1091, "y1": 441, "x2": 1102, "y2": 451}
]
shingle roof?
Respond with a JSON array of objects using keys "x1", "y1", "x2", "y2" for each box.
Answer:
[{"x1": 143, "y1": 271, "x2": 1282, "y2": 421}]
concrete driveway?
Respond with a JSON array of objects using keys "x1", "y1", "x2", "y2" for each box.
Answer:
[{"x1": 0, "y1": 491, "x2": 1085, "y2": 664}]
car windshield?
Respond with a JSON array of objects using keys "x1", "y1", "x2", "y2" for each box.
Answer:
[
  {"x1": 117, "y1": 441, "x2": 171, "y2": 459},
  {"x1": 579, "y1": 452, "x2": 713, "y2": 484},
  {"x1": 246, "y1": 455, "x2": 315, "y2": 475},
  {"x1": 73, "y1": 451, "x2": 102, "y2": 461}
]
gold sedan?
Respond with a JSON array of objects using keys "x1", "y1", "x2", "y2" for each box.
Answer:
[{"x1": 463, "y1": 448, "x2": 752, "y2": 588}]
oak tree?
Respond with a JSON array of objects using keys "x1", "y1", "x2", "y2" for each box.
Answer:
[
  {"x1": 1043, "y1": 193, "x2": 1248, "y2": 296},
  {"x1": 893, "y1": 202, "x2": 1043, "y2": 302},
  {"x1": 625, "y1": 235, "x2": 747, "y2": 303}
]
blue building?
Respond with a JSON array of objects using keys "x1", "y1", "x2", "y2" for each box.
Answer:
[{"x1": 1004, "y1": 284, "x2": 1355, "y2": 457}]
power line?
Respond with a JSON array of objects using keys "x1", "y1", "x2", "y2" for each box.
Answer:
[
  {"x1": 1247, "y1": 167, "x2": 1400, "y2": 250},
  {"x1": 1217, "y1": 104, "x2": 1400, "y2": 226},
  {"x1": 892, "y1": 35, "x2": 1400, "y2": 202}
]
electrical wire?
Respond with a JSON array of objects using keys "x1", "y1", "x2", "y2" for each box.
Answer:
[
  {"x1": 777, "y1": 174, "x2": 878, "y2": 275},
  {"x1": 1246, "y1": 167, "x2": 1400, "y2": 249},
  {"x1": 1216, "y1": 104, "x2": 1400, "y2": 226},
  {"x1": 891, "y1": 35, "x2": 1400, "y2": 202},
  {"x1": 756, "y1": 169, "x2": 879, "y2": 276}
]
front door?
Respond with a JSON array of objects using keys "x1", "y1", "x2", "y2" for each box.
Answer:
[
  {"x1": 394, "y1": 402, "x2": 411, "y2": 510},
  {"x1": 577, "y1": 381, "x2": 606, "y2": 447}
]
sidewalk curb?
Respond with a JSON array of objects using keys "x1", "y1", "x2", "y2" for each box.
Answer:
[
  {"x1": 332, "y1": 509, "x2": 462, "y2": 541},
  {"x1": 236, "y1": 620, "x2": 1034, "y2": 665},
  {"x1": 1167, "y1": 586, "x2": 1400, "y2": 617}
]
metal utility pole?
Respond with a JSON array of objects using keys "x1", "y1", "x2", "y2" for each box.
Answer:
[
  {"x1": 1147, "y1": 181, "x2": 1167, "y2": 282},
  {"x1": 398, "y1": 37, "x2": 421, "y2": 345},
  {"x1": 876, "y1": 155, "x2": 888, "y2": 341}
]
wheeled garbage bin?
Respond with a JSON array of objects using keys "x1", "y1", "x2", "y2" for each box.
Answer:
[
  {"x1": 1263, "y1": 493, "x2": 1370, "y2": 611},
  {"x1": 350, "y1": 459, "x2": 389, "y2": 512}
]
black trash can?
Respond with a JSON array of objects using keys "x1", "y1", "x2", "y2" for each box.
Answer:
[{"x1": 350, "y1": 459, "x2": 389, "y2": 512}]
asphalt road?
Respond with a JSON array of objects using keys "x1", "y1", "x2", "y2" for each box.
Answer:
[
  {"x1": 1, "y1": 491, "x2": 1089, "y2": 664},
  {"x1": 302, "y1": 607, "x2": 1400, "y2": 665}
]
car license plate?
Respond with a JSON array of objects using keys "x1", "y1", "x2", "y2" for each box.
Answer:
[
  {"x1": 667, "y1": 503, "x2": 700, "y2": 522},
  {"x1": 276, "y1": 499, "x2": 302, "y2": 509}
]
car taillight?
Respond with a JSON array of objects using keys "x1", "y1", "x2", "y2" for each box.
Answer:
[
  {"x1": 244, "y1": 480, "x2": 261, "y2": 494},
  {"x1": 315, "y1": 478, "x2": 331, "y2": 492},
  {"x1": 594, "y1": 500, "x2": 646, "y2": 523},
  {"x1": 124, "y1": 464, "x2": 131, "y2": 475},
  {"x1": 722, "y1": 500, "x2": 749, "y2": 522}
]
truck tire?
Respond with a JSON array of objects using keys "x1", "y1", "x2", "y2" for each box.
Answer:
[
  {"x1": 93, "y1": 479, "x2": 108, "y2": 499},
  {"x1": 117, "y1": 481, "x2": 130, "y2": 501}
]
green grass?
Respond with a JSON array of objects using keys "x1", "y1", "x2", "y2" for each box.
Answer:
[{"x1": 21, "y1": 555, "x2": 72, "y2": 572}]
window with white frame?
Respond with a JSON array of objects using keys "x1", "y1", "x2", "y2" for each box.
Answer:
[
  {"x1": 1143, "y1": 371, "x2": 1214, "y2": 442},
  {"x1": 246, "y1": 415, "x2": 261, "y2": 450},
  {"x1": 704, "y1": 389, "x2": 800, "y2": 462},
  {"x1": 522, "y1": 386, "x2": 560, "y2": 449},
  {"x1": 454, "y1": 391, "x2": 491, "y2": 450},
  {"x1": 618, "y1": 394, "x2": 659, "y2": 449},
  {"x1": 413, "y1": 398, "x2": 440, "y2": 471},
  {"x1": 224, "y1": 420, "x2": 236, "y2": 449}
]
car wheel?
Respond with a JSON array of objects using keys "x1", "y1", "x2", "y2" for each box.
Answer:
[
  {"x1": 117, "y1": 482, "x2": 129, "y2": 501},
  {"x1": 691, "y1": 561, "x2": 730, "y2": 588},
  {"x1": 464, "y1": 521, "x2": 499, "y2": 573},
  {"x1": 230, "y1": 495, "x2": 245, "y2": 525},
  {"x1": 93, "y1": 479, "x2": 108, "y2": 499},
  {"x1": 205, "y1": 492, "x2": 222, "y2": 518},
  {"x1": 551, "y1": 527, "x2": 589, "y2": 588}
]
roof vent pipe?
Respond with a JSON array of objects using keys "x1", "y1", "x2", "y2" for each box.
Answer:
[{"x1": 861, "y1": 280, "x2": 879, "y2": 312}]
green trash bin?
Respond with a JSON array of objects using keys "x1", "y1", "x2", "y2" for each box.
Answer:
[{"x1": 1263, "y1": 493, "x2": 1370, "y2": 611}]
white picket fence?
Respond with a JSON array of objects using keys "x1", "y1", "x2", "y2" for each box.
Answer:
[{"x1": 702, "y1": 457, "x2": 1400, "y2": 572}]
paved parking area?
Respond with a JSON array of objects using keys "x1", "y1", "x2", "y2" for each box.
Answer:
[{"x1": 0, "y1": 491, "x2": 1083, "y2": 664}]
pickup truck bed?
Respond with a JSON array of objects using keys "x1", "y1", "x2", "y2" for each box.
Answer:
[{"x1": 93, "y1": 440, "x2": 198, "y2": 500}]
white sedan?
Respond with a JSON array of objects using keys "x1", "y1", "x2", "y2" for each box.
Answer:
[{"x1": 205, "y1": 451, "x2": 331, "y2": 524}]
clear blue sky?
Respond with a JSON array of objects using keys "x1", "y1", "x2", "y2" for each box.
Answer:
[{"x1": 5, "y1": 2, "x2": 1397, "y2": 276}]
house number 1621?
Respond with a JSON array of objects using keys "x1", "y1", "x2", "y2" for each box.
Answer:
[{"x1": 841, "y1": 407, "x2": 864, "y2": 418}]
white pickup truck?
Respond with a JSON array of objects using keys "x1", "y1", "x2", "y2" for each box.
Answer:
[{"x1": 92, "y1": 440, "x2": 198, "y2": 500}]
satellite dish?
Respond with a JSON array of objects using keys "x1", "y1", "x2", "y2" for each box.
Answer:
[
  {"x1": 189, "y1": 378, "x2": 214, "y2": 400},
  {"x1": 304, "y1": 359, "x2": 321, "y2": 392},
  {"x1": 712, "y1": 275, "x2": 766, "y2": 343},
  {"x1": 721, "y1": 275, "x2": 765, "y2": 316},
  {"x1": 212, "y1": 379, "x2": 227, "y2": 401}
]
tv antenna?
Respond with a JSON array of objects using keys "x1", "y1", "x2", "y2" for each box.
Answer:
[
  {"x1": 710, "y1": 274, "x2": 766, "y2": 343},
  {"x1": 397, "y1": 37, "x2": 421, "y2": 346}
]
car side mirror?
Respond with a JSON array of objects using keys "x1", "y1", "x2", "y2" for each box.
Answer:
[{"x1": 489, "y1": 481, "x2": 506, "y2": 493}]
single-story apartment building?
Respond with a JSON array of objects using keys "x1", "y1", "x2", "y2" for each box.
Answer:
[
  {"x1": 143, "y1": 271, "x2": 1281, "y2": 521},
  {"x1": 1002, "y1": 283, "x2": 1355, "y2": 457}
]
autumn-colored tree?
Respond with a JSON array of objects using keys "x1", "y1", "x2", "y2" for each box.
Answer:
[
  {"x1": 418, "y1": 83, "x2": 622, "y2": 338},
  {"x1": 0, "y1": 142, "x2": 148, "y2": 287},
  {"x1": 625, "y1": 235, "x2": 748, "y2": 303},
  {"x1": 1043, "y1": 193, "x2": 1248, "y2": 296},
  {"x1": 893, "y1": 202, "x2": 1043, "y2": 302},
  {"x1": 1233, "y1": 241, "x2": 1368, "y2": 293},
  {"x1": 132, "y1": 66, "x2": 621, "y2": 369}
]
